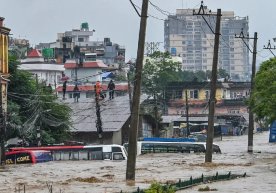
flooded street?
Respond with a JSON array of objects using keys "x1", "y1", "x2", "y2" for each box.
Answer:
[{"x1": 0, "y1": 132, "x2": 275, "y2": 193}]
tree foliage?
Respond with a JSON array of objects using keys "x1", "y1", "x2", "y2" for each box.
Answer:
[
  {"x1": 142, "y1": 51, "x2": 181, "y2": 96},
  {"x1": 251, "y1": 57, "x2": 276, "y2": 125},
  {"x1": 7, "y1": 53, "x2": 72, "y2": 144}
]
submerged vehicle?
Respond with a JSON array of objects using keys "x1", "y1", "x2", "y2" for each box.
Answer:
[
  {"x1": 124, "y1": 141, "x2": 221, "y2": 155},
  {"x1": 5, "y1": 150, "x2": 52, "y2": 164},
  {"x1": 9, "y1": 144, "x2": 127, "y2": 161}
]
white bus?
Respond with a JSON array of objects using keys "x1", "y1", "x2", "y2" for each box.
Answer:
[{"x1": 124, "y1": 141, "x2": 221, "y2": 155}]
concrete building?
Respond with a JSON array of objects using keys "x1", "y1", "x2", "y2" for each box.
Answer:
[
  {"x1": 0, "y1": 17, "x2": 10, "y2": 114},
  {"x1": 20, "y1": 49, "x2": 65, "y2": 86},
  {"x1": 164, "y1": 8, "x2": 250, "y2": 81},
  {"x1": 36, "y1": 23, "x2": 126, "y2": 67}
]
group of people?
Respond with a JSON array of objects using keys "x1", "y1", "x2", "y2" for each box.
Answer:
[
  {"x1": 62, "y1": 78, "x2": 115, "y2": 102},
  {"x1": 95, "y1": 80, "x2": 115, "y2": 100}
]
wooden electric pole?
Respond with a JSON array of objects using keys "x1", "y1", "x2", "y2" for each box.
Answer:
[
  {"x1": 205, "y1": 9, "x2": 221, "y2": 162},
  {"x1": 126, "y1": 0, "x2": 149, "y2": 181},
  {"x1": 235, "y1": 31, "x2": 258, "y2": 153},
  {"x1": 248, "y1": 32, "x2": 257, "y2": 153},
  {"x1": 193, "y1": 2, "x2": 221, "y2": 163}
]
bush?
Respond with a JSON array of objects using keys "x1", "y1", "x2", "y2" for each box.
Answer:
[{"x1": 145, "y1": 181, "x2": 175, "y2": 193}]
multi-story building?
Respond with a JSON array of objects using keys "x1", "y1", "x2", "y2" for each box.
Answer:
[
  {"x1": 36, "y1": 23, "x2": 126, "y2": 67},
  {"x1": 164, "y1": 8, "x2": 250, "y2": 81}
]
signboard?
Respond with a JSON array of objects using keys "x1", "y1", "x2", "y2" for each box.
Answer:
[{"x1": 42, "y1": 48, "x2": 54, "y2": 59}]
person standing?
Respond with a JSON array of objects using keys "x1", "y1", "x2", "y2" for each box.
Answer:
[
  {"x1": 95, "y1": 81, "x2": 105, "y2": 100},
  {"x1": 73, "y1": 84, "x2": 80, "y2": 102},
  {"x1": 107, "y1": 80, "x2": 115, "y2": 100}
]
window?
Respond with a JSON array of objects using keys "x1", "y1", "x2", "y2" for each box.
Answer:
[
  {"x1": 189, "y1": 90, "x2": 199, "y2": 99},
  {"x1": 78, "y1": 37, "x2": 84, "y2": 42},
  {"x1": 205, "y1": 90, "x2": 210, "y2": 99},
  {"x1": 112, "y1": 147, "x2": 122, "y2": 153},
  {"x1": 113, "y1": 153, "x2": 124, "y2": 160}
]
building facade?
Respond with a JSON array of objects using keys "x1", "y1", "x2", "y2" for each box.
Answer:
[
  {"x1": 36, "y1": 23, "x2": 126, "y2": 67},
  {"x1": 164, "y1": 8, "x2": 250, "y2": 81},
  {"x1": 166, "y1": 81, "x2": 250, "y2": 115},
  {"x1": 20, "y1": 49, "x2": 65, "y2": 86}
]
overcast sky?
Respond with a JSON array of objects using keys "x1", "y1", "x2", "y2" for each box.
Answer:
[{"x1": 0, "y1": 0, "x2": 275, "y2": 64}]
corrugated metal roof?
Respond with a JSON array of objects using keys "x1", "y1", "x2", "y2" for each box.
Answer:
[{"x1": 65, "y1": 95, "x2": 147, "y2": 132}]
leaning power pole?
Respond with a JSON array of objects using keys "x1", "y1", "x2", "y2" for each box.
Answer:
[
  {"x1": 126, "y1": 0, "x2": 149, "y2": 181},
  {"x1": 193, "y1": 2, "x2": 221, "y2": 163},
  {"x1": 235, "y1": 31, "x2": 257, "y2": 153}
]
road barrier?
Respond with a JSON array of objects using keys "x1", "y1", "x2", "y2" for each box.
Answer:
[{"x1": 121, "y1": 172, "x2": 247, "y2": 193}]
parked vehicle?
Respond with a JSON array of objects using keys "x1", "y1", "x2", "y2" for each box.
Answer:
[
  {"x1": 5, "y1": 150, "x2": 52, "y2": 164},
  {"x1": 123, "y1": 141, "x2": 221, "y2": 155},
  {"x1": 9, "y1": 144, "x2": 127, "y2": 161}
]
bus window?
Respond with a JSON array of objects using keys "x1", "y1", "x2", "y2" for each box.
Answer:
[
  {"x1": 61, "y1": 151, "x2": 70, "y2": 160},
  {"x1": 113, "y1": 153, "x2": 125, "y2": 160},
  {"x1": 79, "y1": 151, "x2": 88, "y2": 160},
  {"x1": 103, "y1": 152, "x2": 112, "y2": 160},
  {"x1": 70, "y1": 151, "x2": 79, "y2": 160},
  {"x1": 89, "y1": 151, "x2": 103, "y2": 160},
  {"x1": 33, "y1": 151, "x2": 52, "y2": 163},
  {"x1": 112, "y1": 146, "x2": 122, "y2": 153}
]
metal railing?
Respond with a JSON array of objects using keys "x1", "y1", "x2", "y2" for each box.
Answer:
[{"x1": 121, "y1": 172, "x2": 247, "y2": 193}]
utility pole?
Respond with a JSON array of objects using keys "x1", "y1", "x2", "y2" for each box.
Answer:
[
  {"x1": 126, "y1": 0, "x2": 148, "y2": 181},
  {"x1": 235, "y1": 31, "x2": 258, "y2": 153},
  {"x1": 185, "y1": 90, "x2": 190, "y2": 137},
  {"x1": 95, "y1": 83, "x2": 103, "y2": 144},
  {"x1": 127, "y1": 72, "x2": 132, "y2": 112},
  {"x1": 194, "y1": 2, "x2": 221, "y2": 163}
]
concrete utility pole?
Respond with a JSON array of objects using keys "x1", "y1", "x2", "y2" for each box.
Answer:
[
  {"x1": 205, "y1": 9, "x2": 221, "y2": 162},
  {"x1": 235, "y1": 31, "x2": 258, "y2": 153},
  {"x1": 126, "y1": 0, "x2": 149, "y2": 181},
  {"x1": 193, "y1": 2, "x2": 221, "y2": 162}
]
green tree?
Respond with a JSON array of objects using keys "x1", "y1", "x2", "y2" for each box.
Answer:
[
  {"x1": 250, "y1": 57, "x2": 276, "y2": 126},
  {"x1": 7, "y1": 53, "x2": 72, "y2": 144},
  {"x1": 142, "y1": 51, "x2": 181, "y2": 135},
  {"x1": 217, "y1": 68, "x2": 230, "y2": 79},
  {"x1": 142, "y1": 51, "x2": 181, "y2": 96}
]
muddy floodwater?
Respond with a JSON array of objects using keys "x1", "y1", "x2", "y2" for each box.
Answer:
[{"x1": 0, "y1": 132, "x2": 275, "y2": 193}]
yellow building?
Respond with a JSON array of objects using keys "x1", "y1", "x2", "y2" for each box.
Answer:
[{"x1": 0, "y1": 17, "x2": 10, "y2": 124}]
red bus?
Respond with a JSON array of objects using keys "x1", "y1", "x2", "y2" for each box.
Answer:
[
  {"x1": 5, "y1": 150, "x2": 52, "y2": 164},
  {"x1": 9, "y1": 145, "x2": 127, "y2": 161}
]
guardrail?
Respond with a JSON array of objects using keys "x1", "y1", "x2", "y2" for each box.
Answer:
[{"x1": 121, "y1": 172, "x2": 247, "y2": 193}]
